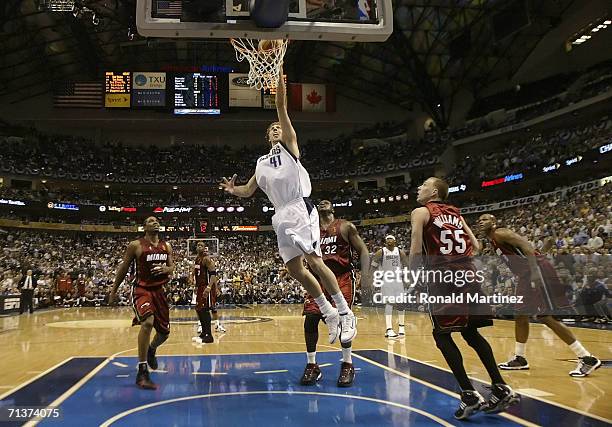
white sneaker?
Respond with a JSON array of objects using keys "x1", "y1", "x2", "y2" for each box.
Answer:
[
  {"x1": 340, "y1": 310, "x2": 357, "y2": 343},
  {"x1": 398, "y1": 325, "x2": 405, "y2": 336},
  {"x1": 193, "y1": 337, "x2": 203, "y2": 344},
  {"x1": 215, "y1": 323, "x2": 227, "y2": 333},
  {"x1": 192, "y1": 336, "x2": 200, "y2": 342},
  {"x1": 385, "y1": 328, "x2": 399, "y2": 338},
  {"x1": 324, "y1": 308, "x2": 340, "y2": 344}
]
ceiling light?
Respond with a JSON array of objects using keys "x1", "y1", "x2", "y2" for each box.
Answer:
[{"x1": 604, "y1": 20, "x2": 611, "y2": 25}]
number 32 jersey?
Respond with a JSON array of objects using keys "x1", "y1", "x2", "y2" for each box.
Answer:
[
  {"x1": 422, "y1": 201, "x2": 473, "y2": 266},
  {"x1": 255, "y1": 142, "x2": 312, "y2": 208},
  {"x1": 320, "y1": 219, "x2": 354, "y2": 275}
]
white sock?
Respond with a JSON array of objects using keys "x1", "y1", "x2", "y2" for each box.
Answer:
[
  {"x1": 342, "y1": 346, "x2": 352, "y2": 364},
  {"x1": 385, "y1": 304, "x2": 393, "y2": 330},
  {"x1": 331, "y1": 293, "x2": 349, "y2": 315},
  {"x1": 307, "y1": 352, "x2": 316, "y2": 364},
  {"x1": 216, "y1": 320, "x2": 220, "y2": 327},
  {"x1": 314, "y1": 294, "x2": 335, "y2": 317},
  {"x1": 398, "y1": 310, "x2": 405, "y2": 327},
  {"x1": 569, "y1": 340, "x2": 589, "y2": 358},
  {"x1": 515, "y1": 342, "x2": 526, "y2": 358}
]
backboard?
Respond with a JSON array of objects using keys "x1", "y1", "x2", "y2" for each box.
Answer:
[
  {"x1": 187, "y1": 238, "x2": 220, "y2": 258},
  {"x1": 136, "y1": 0, "x2": 393, "y2": 42}
]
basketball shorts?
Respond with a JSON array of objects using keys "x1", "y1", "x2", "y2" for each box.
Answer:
[
  {"x1": 381, "y1": 280, "x2": 404, "y2": 300},
  {"x1": 195, "y1": 284, "x2": 217, "y2": 312},
  {"x1": 272, "y1": 197, "x2": 322, "y2": 264},
  {"x1": 303, "y1": 270, "x2": 356, "y2": 316},
  {"x1": 427, "y1": 262, "x2": 493, "y2": 334},
  {"x1": 514, "y1": 259, "x2": 571, "y2": 315},
  {"x1": 131, "y1": 285, "x2": 170, "y2": 335}
]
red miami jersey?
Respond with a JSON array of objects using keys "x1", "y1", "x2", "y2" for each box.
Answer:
[
  {"x1": 135, "y1": 238, "x2": 170, "y2": 288},
  {"x1": 422, "y1": 202, "x2": 473, "y2": 265},
  {"x1": 320, "y1": 219, "x2": 354, "y2": 275},
  {"x1": 490, "y1": 234, "x2": 546, "y2": 278},
  {"x1": 194, "y1": 255, "x2": 211, "y2": 289}
]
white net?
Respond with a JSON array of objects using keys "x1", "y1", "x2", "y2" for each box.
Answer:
[{"x1": 230, "y1": 38, "x2": 289, "y2": 90}]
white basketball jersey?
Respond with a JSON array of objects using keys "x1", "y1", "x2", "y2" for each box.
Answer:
[
  {"x1": 381, "y1": 247, "x2": 402, "y2": 272},
  {"x1": 255, "y1": 142, "x2": 312, "y2": 208}
]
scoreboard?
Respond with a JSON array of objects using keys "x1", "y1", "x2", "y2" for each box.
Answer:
[
  {"x1": 132, "y1": 72, "x2": 167, "y2": 107},
  {"x1": 104, "y1": 71, "x2": 131, "y2": 108},
  {"x1": 173, "y1": 73, "x2": 228, "y2": 115}
]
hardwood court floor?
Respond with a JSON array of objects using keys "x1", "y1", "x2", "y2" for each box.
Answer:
[{"x1": 1, "y1": 305, "x2": 610, "y2": 422}]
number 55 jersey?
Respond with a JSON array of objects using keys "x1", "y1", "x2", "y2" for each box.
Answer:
[{"x1": 422, "y1": 201, "x2": 473, "y2": 266}]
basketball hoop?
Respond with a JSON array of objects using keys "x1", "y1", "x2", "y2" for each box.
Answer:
[{"x1": 230, "y1": 38, "x2": 288, "y2": 90}]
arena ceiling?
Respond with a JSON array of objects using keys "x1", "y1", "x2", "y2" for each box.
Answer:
[{"x1": 0, "y1": 0, "x2": 584, "y2": 126}]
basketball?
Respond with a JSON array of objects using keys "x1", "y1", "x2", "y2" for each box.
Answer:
[{"x1": 258, "y1": 39, "x2": 281, "y2": 52}]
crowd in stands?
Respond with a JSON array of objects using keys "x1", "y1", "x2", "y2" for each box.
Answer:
[
  {"x1": 451, "y1": 60, "x2": 612, "y2": 140},
  {"x1": 1, "y1": 181, "x2": 609, "y2": 323},
  {"x1": 0, "y1": 120, "x2": 443, "y2": 188},
  {"x1": 447, "y1": 114, "x2": 611, "y2": 184}
]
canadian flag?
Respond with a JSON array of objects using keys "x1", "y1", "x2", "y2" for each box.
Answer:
[{"x1": 289, "y1": 83, "x2": 336, "y2": 113}]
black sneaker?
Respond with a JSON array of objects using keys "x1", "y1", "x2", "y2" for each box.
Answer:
[
  {"x1": 300, "y1": 363, "x2": 322, "y2": 386},
  {"x1": 337, "y1": 362, "x2": 355, "y2": 387},
  {"x1": 147, "y1": 347, "x2": 158, "y2": 371},
  {"x1": 201, "y1": 334, "x2": 214, "y2": 343},
  {"x1": 454, "y1": 390, "x2": 485, "y2": 420},
  {"x1": 136, "y1": 368, "x2": 158, "y2": 390},
  {"x1": 482, "y1": 384, "x2": 520, "y2": 414},
  {"x1": 498, "y1": 355, "x2": 529, "y2": 370},
  {"x1": 569, "y1": 355, "x2": 602, "y2": 377}
]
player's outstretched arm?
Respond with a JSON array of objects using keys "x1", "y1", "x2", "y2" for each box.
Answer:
[
  {"x1": 220, "y1": 174, "x2": 258, "y2": 198},
  {"x1": 344, "y1": 222, "x2": 370, "y2": 287},
  {"x1": 275, "y1": 66, "x2": 298, "y2": 158},
  {"x1": 206, "y1": 257, "x2": 219, "y2": 288},
  {"x1": 370, "y1": 249, "x2": 382, "y2": 271},
  {"x1": 110, "y1": 240, "x2": 138, "y2": 304}
]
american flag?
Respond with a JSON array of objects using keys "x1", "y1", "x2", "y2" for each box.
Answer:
[
  {"x1": 153, "y1": 0, "x2": 182, "y2": 18},
  {"x1": 53, "y1": 81, "x2": 103, "y2": 108}
]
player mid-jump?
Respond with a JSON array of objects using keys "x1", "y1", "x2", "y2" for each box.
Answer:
[{"x1": 220, "y1": 68, "x2": 356, "y2": 344}]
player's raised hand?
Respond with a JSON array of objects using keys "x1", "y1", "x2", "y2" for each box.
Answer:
[{"x1": 219, "y1": 174, "x2": 237, "y2": 194}]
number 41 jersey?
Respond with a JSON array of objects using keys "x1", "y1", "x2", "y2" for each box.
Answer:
[
  {"x1": 422, "y1": 201, "x2": 473, "y2": 266},
  {"x1": 255, "y1": 142, "x2": 312, "y2": 208}
]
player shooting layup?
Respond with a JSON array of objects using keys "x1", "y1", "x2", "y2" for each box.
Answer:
[{"x1": 220, "y1": 68, "x2": 356, "y2": 344}]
